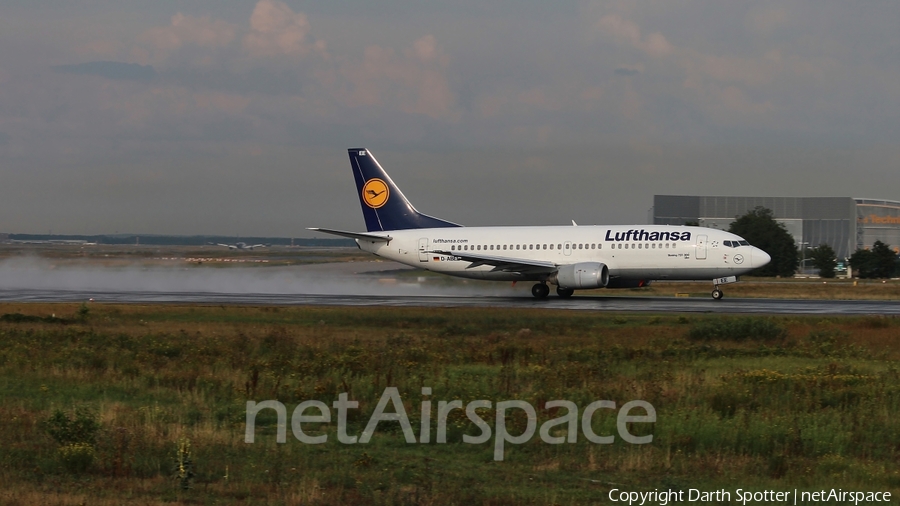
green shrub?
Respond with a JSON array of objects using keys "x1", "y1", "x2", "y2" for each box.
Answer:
[
  {"x1": 173, "y1": 438, "x2": 195, "y2": 490},
  {"x1": 688, "y1": 317, "x2": 786, "y2": 342},
  {"x1": 44, "y1": 407, "x2": 101, "y2": 446},
  {"x1": 58, "y1": 442, "x2": 96, "y2": 473}
]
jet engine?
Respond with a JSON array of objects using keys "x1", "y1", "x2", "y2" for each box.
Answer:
[{"x1": 553, "y1": 262, "x2": 609, "y2": 289}]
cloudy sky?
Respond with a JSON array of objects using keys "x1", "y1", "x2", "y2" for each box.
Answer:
[{"x1": 1, "y1": 0, "x2": 898, "y2": 236}]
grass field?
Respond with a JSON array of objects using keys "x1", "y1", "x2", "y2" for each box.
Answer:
[{"x1": 1, "y1": 302, "x2": 899, "y2": 505}]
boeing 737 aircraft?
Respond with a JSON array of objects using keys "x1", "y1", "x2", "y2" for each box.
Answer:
[{"x1": 312, "y1": 149, "x2": 771, "y2": 299}]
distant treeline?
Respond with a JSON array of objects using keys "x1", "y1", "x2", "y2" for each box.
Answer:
[{"x1": 6, "y1": 234, "x2": 354, "y2": 247}]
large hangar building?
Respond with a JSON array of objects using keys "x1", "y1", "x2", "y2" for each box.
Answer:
[{"x1": 652, "y1": 196, "x2": 900, "y2": 259}]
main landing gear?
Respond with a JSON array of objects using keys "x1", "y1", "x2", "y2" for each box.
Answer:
[
  {"x1": 531, "y1": 283, "x2": 550, "y2": 299},
  {"x1": 556, "y1": 287, "x2": 574, "y2": 298},
  {"x1": 711, "y1": 288, "x2": 723, "y2": 300},
  {"x1": 531, "y1": 283, "x2": 575, "y2": 299}
]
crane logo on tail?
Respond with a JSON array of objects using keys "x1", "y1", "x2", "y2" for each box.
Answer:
[{"x1": 362, "y1": 178, "x2": 389, "y2": 208}]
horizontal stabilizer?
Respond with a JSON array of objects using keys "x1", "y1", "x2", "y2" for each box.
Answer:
[{"x1": 308, "y1": 228, "x2": 392, "y2": 243}]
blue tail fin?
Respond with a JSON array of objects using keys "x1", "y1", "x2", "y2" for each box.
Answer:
[{"x1": 349, "y1": 148, "x2": 461, "y2": 232}]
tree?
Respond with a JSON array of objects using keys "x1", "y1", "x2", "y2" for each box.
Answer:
[
  {"x1": 728, "y1": 207, "x2": 799, "y2": 277},
  {"x1": 808, "y1": 244, "x2": 837, "y2": 278},
  {"x1": 849, "y1": 240, "x2": 899, "y2": 279}
]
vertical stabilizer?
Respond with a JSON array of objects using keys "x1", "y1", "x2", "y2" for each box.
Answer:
[{"x1": 348, "y1": 148, "x2": 461, "y2": 232}]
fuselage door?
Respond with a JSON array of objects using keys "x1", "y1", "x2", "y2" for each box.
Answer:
[
  {"x1": 418, "y1": 237, "x2": 429, "y2": 262},
  {"x1": 564, "y1": 241, "x2": 572, "y2": 256},
  {"x1": 696, "y1": 234, "x2": 708, "y2": 260}
]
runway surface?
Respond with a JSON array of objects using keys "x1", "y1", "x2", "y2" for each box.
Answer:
[
  {"x1": 0, "y1": 288, "x2": 896, "y2": 315},
  {"x1": 0, "y1": 259, "x2": 895, "y2": 314}
]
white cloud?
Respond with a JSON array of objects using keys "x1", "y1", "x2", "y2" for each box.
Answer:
[
  {"x1": 596, "y1": 13, "x2": 671, "y2": 58},
  {"x1": 140, "y1": 13, "x2": 237, "y2": 64},
  {"x1": 335, "y1": 35, "x2": 456, "y2": 119},
  {"x1": 243, "y1": 0, "x2": 326, "y2": 58}
]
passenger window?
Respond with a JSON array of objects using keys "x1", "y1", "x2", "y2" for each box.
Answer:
[
  {"x1": 625, "y1": 244, "x2": 629, "y2": 249},
  {"x1": 541, "y1": 244, "x2": 546, "y2": 250},
  {"x1": 598, "y1": 244, "x2": 602, "y2": 249},
  {"x1": 591, "y1": 244, "x2": 595, "y2": 249},
  {"x1": 645, "y1": 244, "x2": 649, "y2": 249},
  {"x1": 638, "y1": 244, "x2": 642, "y2": 249},
  {"x1": 451, "y1": 245, "x2": 455, "y2": 250},
  {"x1": 558, "y1": 244, "x2": 562, "y2": 250},
  {"x1": 529, "y1": 245, "x2": 533, "y2": 250},
  {"x1": 550, "y1": 244, "x2": 554, "y2": 250}
]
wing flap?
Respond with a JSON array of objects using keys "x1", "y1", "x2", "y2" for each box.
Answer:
[{"x1": 429, "y1": 249, "x2": 557, "y2": 274}]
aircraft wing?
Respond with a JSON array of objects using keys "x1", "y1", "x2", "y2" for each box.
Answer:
[
  {"x1": 429, "y1": 249, "x2": 558, "y2": 274},
  {"x1": 308, "y1": 228, "x2": 393, "y2": 243}
]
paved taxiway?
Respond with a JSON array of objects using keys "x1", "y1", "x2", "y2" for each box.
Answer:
[{"x1": 0, "y1": 288, "x2": 896, "y2": 315}]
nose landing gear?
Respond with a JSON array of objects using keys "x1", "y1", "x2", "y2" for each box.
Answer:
[{"x1": 711, "y1": 275, "x2": 738, "y2": 300}]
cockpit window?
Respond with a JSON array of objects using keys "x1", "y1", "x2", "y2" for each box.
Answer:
[
  {"x1": 739, "y1": 240, "x2": 749, "y2": 246},
  {"x1": 724, "y1": 240, "x2": 732, "y2": 247}
]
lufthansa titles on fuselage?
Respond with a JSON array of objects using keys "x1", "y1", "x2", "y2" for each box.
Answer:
[
  {"x1": 432, "y1": 229, "x2": 691, "y2": 246},
  {"x1": 605, "y1": 229, "x2": 691, "y2": 242}
]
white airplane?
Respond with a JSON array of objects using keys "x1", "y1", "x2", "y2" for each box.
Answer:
[
  {"x1": 312, "y1": 149, "x2": 771, "y2": 299},
  {"x1": 212, "y1": 242, "x2": 268, "y2": 250}
]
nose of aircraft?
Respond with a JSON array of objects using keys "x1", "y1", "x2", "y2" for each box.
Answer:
[{"x1": 751, "y1": 247, "x2": 771, "y2": 268}]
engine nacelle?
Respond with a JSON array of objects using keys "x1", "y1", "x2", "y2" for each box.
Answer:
[{"x1": 553, "y1": 262, "x2": 609, "y2": 289}]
